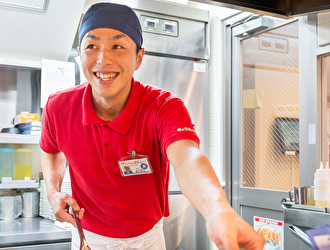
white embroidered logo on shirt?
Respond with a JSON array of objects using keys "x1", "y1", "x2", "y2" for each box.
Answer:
[{"x1": 177, "y1": 127, "x2": 195, "y2": 132}]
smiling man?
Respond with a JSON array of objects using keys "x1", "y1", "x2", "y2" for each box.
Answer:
[{"x1": 40, "y1": 3, "x2": 264, "y2": 250}]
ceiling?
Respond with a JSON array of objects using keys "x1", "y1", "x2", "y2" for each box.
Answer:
[
  {"x1": 0, "y1": 0, "x2": 84, "y2": 62},
  {"x1": 192, "y1": 0, "x2": 330, "y2": 17}
]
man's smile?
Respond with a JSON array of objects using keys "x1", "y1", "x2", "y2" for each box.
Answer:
[{"x1": 95, "y1": 72, "x2": 119, "y2": 81}]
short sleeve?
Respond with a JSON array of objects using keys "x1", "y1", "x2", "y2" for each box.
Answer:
[
  {"x1": 39, "y1": 97, "x2": 60, "y2": 154},
  {"x1": 156, "y1": 96, "x2": 200, "y2": 160}
]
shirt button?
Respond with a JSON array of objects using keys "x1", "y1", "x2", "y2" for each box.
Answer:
[{"x1": 105, "y1": 144, "x2": 110, "y2": 148}]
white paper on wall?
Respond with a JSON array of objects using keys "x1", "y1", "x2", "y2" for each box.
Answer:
[{"x1": 40, "y1": 59, "x2": 75, "y2": 108}]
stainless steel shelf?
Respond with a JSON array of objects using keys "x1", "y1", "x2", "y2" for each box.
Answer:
[
  {"x1": 0, "y1": 217, "x2": 71, "y2": 248},
  {"x1": 0, "y1": 180, "x2": 39, "y2": 190},
  {"x1": 0, "y1": 134, "x2": 40, "y2": 144},
  {"x1": 0, "y1": 57, "x2": 41, "y2": 69},
  {"x1": 283, "y1": 203, "x2": 330, "y2": 229}
]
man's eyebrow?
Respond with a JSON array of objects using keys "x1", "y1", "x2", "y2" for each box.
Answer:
[
  {"x1": 86, "y1": 34, "x2": 99, "y2": 40},
  {"x1": 85, "y1": 33, "x2": 127, "y2": 41},
  {"x1": 111, "y1": 34, "x2": 127, "y2": 40}
]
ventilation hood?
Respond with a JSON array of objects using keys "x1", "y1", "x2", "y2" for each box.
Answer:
[
  {"x1": 193, "y1": 0, "x2": 330, "y2": 17},
  {"x1": 0, "y1": 0, "x2": 85, "y2": 62}
]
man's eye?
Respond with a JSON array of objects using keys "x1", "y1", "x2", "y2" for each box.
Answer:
[
  {"x1": 113, "y1": 45, "x2": 123, "y2": 49},
  {"x1": 86, "y1": 44, "x2": 97, "y2": 49}
]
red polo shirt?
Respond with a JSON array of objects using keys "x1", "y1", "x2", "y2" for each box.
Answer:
[{"x1": 40, "y1": 78, "x2": 200, "y2": 238}]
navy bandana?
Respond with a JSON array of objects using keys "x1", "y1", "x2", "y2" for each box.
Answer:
[{"x1": 79, "y1": 3, "x2": 143, "y2": 48}]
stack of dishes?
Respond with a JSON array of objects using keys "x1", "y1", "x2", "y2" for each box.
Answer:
[
  {"x1": 48, "y1": 203, "x2": 55, "y2": 220},
  {"x1": 39, "y1": 180, "x2": 50, "y2": 218},
  {"x1": 61, "y1": 167, "x2": 72, "y2": 196}
]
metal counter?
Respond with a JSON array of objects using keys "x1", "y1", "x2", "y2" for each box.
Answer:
[
  {"x1": 0, "y1": 217, "x2": 71, "y2": 249},
  {"x1": 283, "y1": 202, "x2": 330, "y2": 248}
]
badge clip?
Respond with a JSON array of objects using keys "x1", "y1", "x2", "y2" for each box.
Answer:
[{"x1": 128, "y1": 150, "x2": 137, "y2": 159}]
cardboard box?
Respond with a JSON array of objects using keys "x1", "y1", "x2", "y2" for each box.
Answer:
[{"x1": 14, "y1": 113, "x2": 40, "y2": 125}]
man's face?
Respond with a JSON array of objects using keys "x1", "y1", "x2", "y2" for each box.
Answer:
[{"x1": 79, "y1": 28, "x2": 144, "y2": 102}]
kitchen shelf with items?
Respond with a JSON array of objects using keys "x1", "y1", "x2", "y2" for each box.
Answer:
[
  {"x1": 0, "y1": 146, "x2": 39, "y2": 190},
  {"x1": 0, "y1": 112, "x2": 42, "y2": 189},
  {"x1": 0, "y1": 113, "x2": 41, "y2": 144}
]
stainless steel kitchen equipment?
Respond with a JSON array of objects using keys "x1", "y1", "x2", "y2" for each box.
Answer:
[
  {"x1": 292, "y1": 186, "x2": 315, "y2": 206},
  {"x1": 0, "y1": 193, "x2": 22, "y2": 220},
  {"x1": 131, "y1": 2, "x2": 210, "y2": 249},
  {"x1": 20, "y1": 190, "x2": 39, "y2": 218},
  {"x1": 0, "y1": 216, "x2": 71, "y2": 249},
  {"x1": 281, "y1": 201, "x2": 330, "y2": 248}
]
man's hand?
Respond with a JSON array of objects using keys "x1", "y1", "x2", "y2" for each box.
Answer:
[
  {"x1": 48, "y1": 191, "x2": 84, "y2": 226},
  {"x1": 206, "y1": 207, "x2": 265, "y2": 250}
]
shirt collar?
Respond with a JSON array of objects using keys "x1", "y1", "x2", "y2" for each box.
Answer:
[{"x1": 82, "y1": 78, "x2": 140, "y2": 135}]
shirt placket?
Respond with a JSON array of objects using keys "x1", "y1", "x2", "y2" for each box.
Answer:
[{"x1": 102, "y1": 124, "x2": 113, "y2": 163}]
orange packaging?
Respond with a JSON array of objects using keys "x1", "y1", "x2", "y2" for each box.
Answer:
[{"x1": 14, "y1": 113, "x2": 40, "y2": 125}]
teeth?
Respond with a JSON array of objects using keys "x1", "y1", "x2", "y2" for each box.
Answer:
[{"x1": 95, "y1": 72, "x2": 118, "y2": 81}]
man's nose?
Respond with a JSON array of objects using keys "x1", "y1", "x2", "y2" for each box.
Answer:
[{"x1": 97, "y1": 49, "x2": 113, "y2": 65}]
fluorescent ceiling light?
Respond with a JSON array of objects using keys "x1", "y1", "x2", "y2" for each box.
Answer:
[
  {"x1": 0, "y1": 0, "x2": 49, "y2": 13},
  {"x1": 157, "y1": 0, "x2": 189, "y2": 5}
]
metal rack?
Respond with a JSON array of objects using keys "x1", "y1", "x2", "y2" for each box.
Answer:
[
  {"x1": 0, "y1": 134, "x2": 40, "y2": 144},
  {"x1": 282, "y1": 201, "x2": 330, "y2": 248}
]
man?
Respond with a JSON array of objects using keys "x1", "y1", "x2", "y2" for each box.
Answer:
[
  {"x1": 123, "y1": 166, "x2": 133, "y2": 175},
  {"x1": 40, "y1": 2, "x2": 264, "y2": 250}
]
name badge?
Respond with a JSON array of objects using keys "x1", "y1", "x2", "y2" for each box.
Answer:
[{"x1": 118, "y1": 150, "x2": 152, "y2": 176}]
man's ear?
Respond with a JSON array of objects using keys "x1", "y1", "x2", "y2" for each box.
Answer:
[{"x1": 135, "y1": 48, "x2": 145, "y2": 70}]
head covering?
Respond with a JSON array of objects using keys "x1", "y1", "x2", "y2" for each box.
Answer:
[{"x1": 78, "y1": 3, "x2": 143, "y2": 48}]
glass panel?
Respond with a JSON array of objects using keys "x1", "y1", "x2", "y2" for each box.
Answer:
[{"x1": 241, "y1": 21, "x2": 299, "y2": 190}]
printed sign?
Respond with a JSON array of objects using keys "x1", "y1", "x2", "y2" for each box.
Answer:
[
  {"x1": 254, "y1": 216, "x2": 284, "y2": 250},
  {"x1": 41, "y1": 59, "x2": 75, "y2": 108}
]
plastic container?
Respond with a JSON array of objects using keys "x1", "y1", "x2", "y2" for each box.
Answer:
[
  {"x1": 0, "y1": 148, "x2": 14, "y2": 181},
  {"x1": 0, "y1": 195, "x2": 22, "y2": 220},
  {"x1": 314, "y1": 162, "x2": 330, "y2": 207},
  {"x1": 20, "y1": 190, "x2": 40, "y2": 217},
  {"x1": 13, "y1": 148, "x2": 33, "y2": 180}
]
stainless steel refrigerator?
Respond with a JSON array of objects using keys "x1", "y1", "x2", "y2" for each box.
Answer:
[{"x1": 133, "y1": 6, "x2": 209, "y2": 250}]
